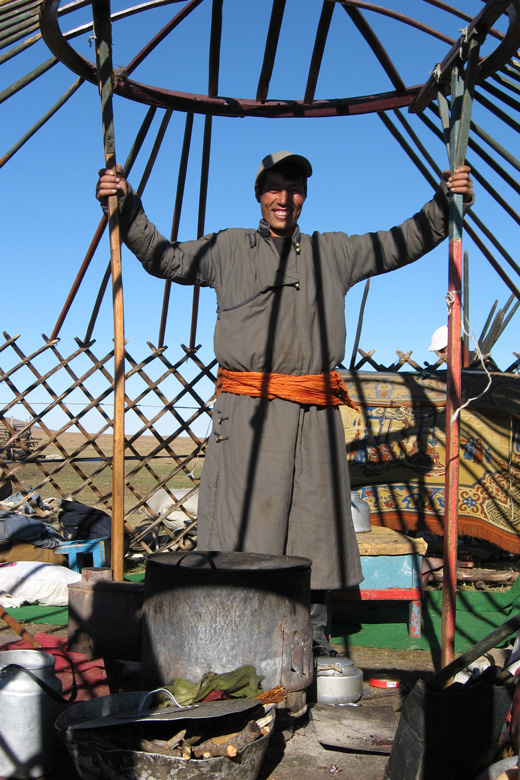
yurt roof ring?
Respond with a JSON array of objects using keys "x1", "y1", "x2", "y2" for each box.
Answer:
[{"x1": 39, "y1": 0, "x2": 520, "y2": 118}]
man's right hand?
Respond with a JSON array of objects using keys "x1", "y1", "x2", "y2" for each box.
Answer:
[{"x1": 96, "y1": 164, "x2": 129, "y2": 204}]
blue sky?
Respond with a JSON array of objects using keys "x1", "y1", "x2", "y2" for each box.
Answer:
[{"x1": 1, "y1": 0, "x2": 518, "y2": 432}]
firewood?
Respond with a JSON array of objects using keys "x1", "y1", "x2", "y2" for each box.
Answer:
[{"x1": 192, "y1": 719, "x2": 262, "y2": 758}]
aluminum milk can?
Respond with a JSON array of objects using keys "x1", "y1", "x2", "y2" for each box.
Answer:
[{"x1": 0, "y1": 649, "x2": 63, "y2": 778}]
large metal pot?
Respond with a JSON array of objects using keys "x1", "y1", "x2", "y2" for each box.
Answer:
[{"x1": 141, "y1": 551, "x2": 313, "y2": 693}]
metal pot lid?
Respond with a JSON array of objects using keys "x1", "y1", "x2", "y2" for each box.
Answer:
[
  {"x1": 147, "y1": 550, "x2": 312, "y2": 572},
  {"x1": 69, "y1": 691, "x2": 262, "y2": 731},
  {"x1": 315, "y1": 657, "x2": 355, "y2": 676}
]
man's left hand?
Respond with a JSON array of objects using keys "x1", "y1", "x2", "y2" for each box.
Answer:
[{"x1": 443, "y1": 165, "x2": 473, "y2": 202}]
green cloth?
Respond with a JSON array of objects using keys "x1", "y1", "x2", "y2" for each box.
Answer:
[{"x1": 160, "y1": 664, "x2": 265, "y2": 707}]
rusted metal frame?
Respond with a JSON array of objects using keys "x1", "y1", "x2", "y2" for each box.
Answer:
[
  {"x1": 256, "y1": 0, "x2": 286, "y2": 103},
  {"x1": 399, "y1": 106, "x2": 520, "y2": 281},
  {"x1": 479, "y1": 301, "x2": 499, "y2": 348},
  {"x1": 467, "y1": 134, "x2": 520, "y2": 200},
  {"x1": 1, "y1": 0, "x2": 42, "y2": 16},
  {"x1": 474, "y1": 88, "x2": 520, "y2": 138},
  {"x1": 189, "y1": 114, "x2": 212, "y2": 349},
  {"x1": 502, "y1": 62, "x2": 520, "y2": 84},
  {"x1": 0, "y1": 3, "x2": 41, "y2": 32},
  {"x1": 421, "y1": 0, "x2": 505, "y2": 43},
  {"x1": 158, "y1": 112, "x2": 194, "y2": 348},
  {"x1": 492, "y1": 297, "x2": 520, "y2": 346},
  {"x1": 410, "y1": 0, "x2": 514, "y2": 113},
  {"x1": 304, "y1": 0, "x2": 335, "y2": 104},
  {"x1": 123, "y1": 0, "x2": 204, "y2": 76},
  {"x1": 83, "y1": 108, "x2": 172, "y2": 344},
  {"x1": 334, "y1": 0, "x2": 454, "y2": 45},
  {"x1": 377, "y1": 111, "x2": 439, "y2": 190},
  {"x1": 340, "y1": 4, "x2": 406, "y2": 92},
  {"x1": 464, "y1": 221, "x2": 520, "y2": 302},
  {"x1": 0, "y1": 56, "x2": 57, "y2": 104},
  {"x1": 0, "y1": 31, "x2": 41, "y2": 66},
  {"x1": 0, "y1": 77, "x2": 83, "y2": 168},
  {"x1": 349, "y1": 279, "x2": 370, "y2": 369},
  {"x1": 208, "y1": 0, "x2": 222, "y2": 99},
  {"x1": 392, "y1": 107, "x2": 444, "y2": 179},
  {"x1": 470, "y1": 118, "x2": 520, "y2": 176},
  {"x1": 36, "y1": 1, "x2": 426, "y2": 117},
  {"x1": 93, "y1": 78, "x2": 423, "y2": 116},
  {"x1": 491, "y1": 70, "x2": 520, "y2": 99},
  {"x1": 440, "y1": 36, "x2": 479, "y2": 669},
  {"x1": 0, "y1": 15, "x2": 39, "y2": 45},
  {"x1": 474, "y1": 1, "x2": 520, "y2": 85},
  {"x1": 421, "y1": 109, "x2": 520, "y2": 280},
  {"x1": 479, "y1": 79, "x2": 520, "y2": 116},
  {"x1": 51, "y1": 108, "x2": 156, "y2": 342}
]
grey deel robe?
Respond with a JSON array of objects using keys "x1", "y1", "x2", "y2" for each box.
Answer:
[{"x1": 116, "y1": 181, "x2": 458, "y2": 590}]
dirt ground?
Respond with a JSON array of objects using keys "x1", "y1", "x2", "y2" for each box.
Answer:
[{"x1": 0, "y1": 621, "x2": 438, "y2": 780}]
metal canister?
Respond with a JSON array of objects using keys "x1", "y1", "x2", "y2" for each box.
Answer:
[
  {"x1": 141, "y1": 550, "x2": 313, "y2": 693},
  {"x1": 0, "y1": 649, "x2": 63, "y2": 778}
]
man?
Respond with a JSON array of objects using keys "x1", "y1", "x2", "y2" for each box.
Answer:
[{"x1": 97, "y1": 151, "x2": 473, "y2": 653}]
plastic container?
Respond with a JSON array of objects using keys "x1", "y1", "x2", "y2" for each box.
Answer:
[{"x1": 0, "y1": 649, "x2": 63, "y2": 778}]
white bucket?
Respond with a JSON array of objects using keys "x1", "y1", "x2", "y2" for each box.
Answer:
[{"x1": 0, "y1": 649, "x2": 63, "y2": 778}]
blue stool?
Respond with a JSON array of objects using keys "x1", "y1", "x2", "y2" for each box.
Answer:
[{"x1": 56, "y1": 537, "x2": 108, "y2": 572}]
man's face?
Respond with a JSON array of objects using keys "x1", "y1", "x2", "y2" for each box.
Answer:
[{"x1": 257, "y1": 170, "x2": 306, "y2": 237}]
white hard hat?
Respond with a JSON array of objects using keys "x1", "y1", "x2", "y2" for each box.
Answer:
[{"x1": 429, "y1": 325, "x2": 448, "y2": 352}]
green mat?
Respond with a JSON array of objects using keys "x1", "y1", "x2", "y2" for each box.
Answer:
[{"x1": 332, "y1": 579, "x2": 520, "y2": 653}]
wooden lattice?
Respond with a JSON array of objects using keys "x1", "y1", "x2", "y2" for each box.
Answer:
[
  {"x1": 2, "y1": 331, "x2": 518, "y2": 558},
  {"x1": 0, "y1": 332, "x2": 217, "y2": 554}
]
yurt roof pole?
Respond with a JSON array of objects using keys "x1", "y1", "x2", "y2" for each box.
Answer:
[
  {"x1": 438, "y1": 33, "x2": 480, "y2": 668},
  {"x1": 92, "y1": 0, "x2": 125, "y2": 581}
]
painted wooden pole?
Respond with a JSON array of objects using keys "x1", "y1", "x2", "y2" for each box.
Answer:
[
  {"x1": 92, "y1": 0, "x2": 125, "y2": 581},
  {"x1": 440, "y1": 35, "x2": 479, "y2": 668}
]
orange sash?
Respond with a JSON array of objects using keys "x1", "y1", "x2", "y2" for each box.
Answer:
[{"x1": 216, "y1": 367, "x2": 357, "y2": 409}]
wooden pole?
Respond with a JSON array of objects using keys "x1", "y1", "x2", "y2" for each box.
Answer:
[
  {"x1": 92, "y1": 0, "x2": 125, "y2": 581},
  {"x1": 440, "y1": 35, "x2": 479, "y2": 667}
]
